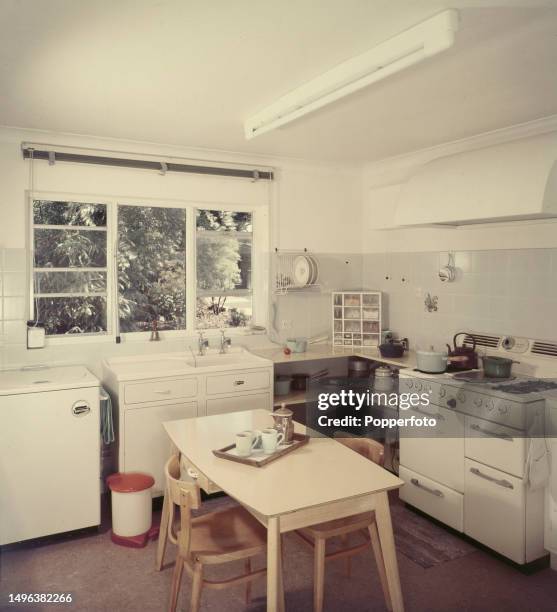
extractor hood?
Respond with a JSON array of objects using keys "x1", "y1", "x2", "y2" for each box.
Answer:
[{"x1": 394, "y1": 132, "x2": 557, "y2": 226}]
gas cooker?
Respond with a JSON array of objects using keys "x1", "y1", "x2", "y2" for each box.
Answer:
[{"x1": 400, "y1": 370, "x2": 548, "y2": 430}]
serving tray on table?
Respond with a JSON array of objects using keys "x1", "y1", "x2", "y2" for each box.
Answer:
[{"x1": 213, "y1": 432, "x2": 309, "y2": 467}]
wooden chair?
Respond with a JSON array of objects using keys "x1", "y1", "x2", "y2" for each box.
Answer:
[
  {"x1": 163, "y1": 455, "x2": 267, "y2": 612},
  {"x1": 296, "y1": 437, "x2": 392, "y2": 612}
]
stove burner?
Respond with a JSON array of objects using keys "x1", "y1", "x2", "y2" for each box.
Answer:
[
  {"x1": 451, "y1": 371, "x2": 515, "y2": 383},
  {"x1": 491, "y1": 380, "x2": 557, "y2": 395}
]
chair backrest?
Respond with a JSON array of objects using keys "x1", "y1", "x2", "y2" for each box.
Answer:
[
  {"x1": 164, "y1": 455, "x2": 202, "y2": 556},
  {"x1": 334, "y1": 434, "x2": 385, "y2": 467}
]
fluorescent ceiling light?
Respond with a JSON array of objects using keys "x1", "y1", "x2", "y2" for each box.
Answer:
[{"x1": 245, "y1": 10, "x2": 459, "y2": 139}]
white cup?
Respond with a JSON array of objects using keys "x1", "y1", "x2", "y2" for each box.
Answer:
[
  {"x1": 261, "y1": 428, "x2": 285, "y2": 454},
  {"x1": 235, "y1": 430, "x2": 262, "y2": 456}
]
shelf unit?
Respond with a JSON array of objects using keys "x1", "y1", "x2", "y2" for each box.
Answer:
[{"x1": 332, "y1": 291, "x2": 382, "y2": 348}]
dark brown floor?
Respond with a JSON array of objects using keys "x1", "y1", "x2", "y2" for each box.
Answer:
[{"x1": 1, "y1": 498, "x2": 556, "y2": 612}]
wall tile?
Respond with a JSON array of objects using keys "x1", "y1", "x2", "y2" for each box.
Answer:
[
  {"x1": 3, "y1": 297, "x2": 26, "y2": 320},
  {"x1": 3, "y1": 249, "x2": 27, "y2": 272},
  {"x1": 3, "y1": 271, "x2": 26, "y2": 297}
]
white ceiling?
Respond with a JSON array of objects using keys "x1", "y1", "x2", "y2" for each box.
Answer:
[{"x1": 1, "y1": 0, "x2": 557, "y2": 163}]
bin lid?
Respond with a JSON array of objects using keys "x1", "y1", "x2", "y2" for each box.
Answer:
[{"x1": 106, "y1": 472, "x2": 155, "y2": 493}]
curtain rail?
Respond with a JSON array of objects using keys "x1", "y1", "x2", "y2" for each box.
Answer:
[{"x1": 22, "y1": 147, "x2": 274, "y2": 180}]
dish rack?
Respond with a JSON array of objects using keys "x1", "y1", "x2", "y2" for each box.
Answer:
[{"x1": 273, "y1": 250, "x2": 320, "y2": 295}]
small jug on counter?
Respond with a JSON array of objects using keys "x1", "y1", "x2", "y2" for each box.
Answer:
[{"x1": 271, "y1": 405, "x2": 294, "y2": 445}]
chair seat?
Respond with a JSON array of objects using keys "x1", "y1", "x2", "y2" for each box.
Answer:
[
  {"x1": 186, "y1": 505, "x2": 267, "y2": 563},
  {"x1": 299, "y1": 512, "x2": 375, "y2": 540}
]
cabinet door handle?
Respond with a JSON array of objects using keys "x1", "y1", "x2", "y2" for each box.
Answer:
[
  {"x1": 234, "y1": 380, "x2": 245, "y2": 386},
  {"x1": 470, "y1": 467, "x2": 514, "y2": 489},
  {"x1": 410, "y1": 478, "x2": 444, "y2": 498},
  {"x1": 470, "y1": 423, "x2": 513, "y2": 442},
  {"x1": 154, "y1": 389, "x2": 172, "y2": 395},
  {"x1": 72, "y1": 402, "x2": 90, "y2": 416}
]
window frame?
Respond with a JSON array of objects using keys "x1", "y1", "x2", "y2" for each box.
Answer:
[{"x1": 28, "y1": 191, "x2": 269, "y2": 345}]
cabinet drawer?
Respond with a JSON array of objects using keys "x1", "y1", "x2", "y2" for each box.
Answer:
[
  {"x1": 180, "y1": 456, "x2": 221, "y2": 495},
  {"x1": 124, "y1": 377, "x2": 198, "y2": 405},
  {"x1": 465, "y1": 416, "x2": 525, "y2": 478},
  {"x1": 464, "y1": 458, "x2": 525, "y2": 563},
  {"x1": 399, "y1": 465, "x2": 463, "y2": 532},
  {"x1": 206, "y1": 392, "x2": 271, "y2": 416},
  {"x1": 206, "y1": 370, "x2": 270, "y2": 396}
]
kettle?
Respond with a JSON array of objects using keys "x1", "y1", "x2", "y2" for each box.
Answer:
[{"x1": 446, "y1": 333, "x2": 478, "y2": 370}]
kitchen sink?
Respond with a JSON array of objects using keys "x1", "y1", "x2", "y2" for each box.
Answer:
[{"x1": 103, "y1": 346, "x2": 270, "y2": 380}]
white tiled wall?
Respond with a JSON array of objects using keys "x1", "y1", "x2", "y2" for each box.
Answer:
[
  {"x1": 0, "y1": 248, "x2": 27, "y2": 349},
  {"x1": 363, "y1": 248, "x2": 557, "y2": 351}
]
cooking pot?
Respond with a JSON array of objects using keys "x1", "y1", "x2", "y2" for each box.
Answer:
[
  {"x1": 379, "y1": 341, "x2": 405, "y2": 358},
  {"x1": 446, "y1": 332, "x2": 478, "y2": 370},
  {"x1": 482, "y1": 356, "x2": 519, "y2": 379},
  {"x1": 416, "y1": 349, "x2": 448, "y2": 374}
]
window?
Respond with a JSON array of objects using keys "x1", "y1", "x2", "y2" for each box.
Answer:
[
  {"x1": 196, "y1": 209, "x2": 253, "y2": 329},
  {"x1": 30, "y1": 196, "x2": 264, "y2": 340},
  {"x1": 117, "y1": 205, "x2": 186, "y2": 332},
  {"x1": 32, "y1": 200, "x2": 108, "y2": 335}
]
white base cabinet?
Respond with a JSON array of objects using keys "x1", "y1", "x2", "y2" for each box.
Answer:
[
  {"x1": 124, "y1": 401, "x2": 198, "y2": 493},
  {"x1": 103, "y1": 362, "x2": 273, "y2": 496}
]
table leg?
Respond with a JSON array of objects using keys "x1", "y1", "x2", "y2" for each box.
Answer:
[
  {"x1": 155, "y1": 483, "x2": 170, "y2": 571},
  {"x1": 374, "y1": 492, "x2": 404, "y2": 612},
  {"x1": 267, "y1": 516, "x2": 285, "y2": 612}
]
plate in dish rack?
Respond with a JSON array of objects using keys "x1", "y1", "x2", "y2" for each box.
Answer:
[{"x1": 293, "y1": 255, "x2": 311, "y2": 287}]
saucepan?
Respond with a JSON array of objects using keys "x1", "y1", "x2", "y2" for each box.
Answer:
[{"x1": 481, "y1": 356, "x2": 519, "y2": 379}]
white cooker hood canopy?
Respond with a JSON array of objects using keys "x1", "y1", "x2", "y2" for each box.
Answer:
[{"x1": 394, "y1": 132, "x2": 557, "y2": 227}]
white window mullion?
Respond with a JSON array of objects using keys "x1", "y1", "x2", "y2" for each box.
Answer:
[{"x1": 186, "y1": 207, "x2": 196, "y2": 333}]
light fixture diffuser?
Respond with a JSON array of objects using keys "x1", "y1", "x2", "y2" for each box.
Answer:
[{"x1": 244, "y1": 10, "x2": 459, "y2": 139}]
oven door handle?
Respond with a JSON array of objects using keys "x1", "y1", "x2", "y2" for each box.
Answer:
[
  {"x1": 470, "y1": 423, "x2": 513, "y2": 442},
  {"x1": 410, "y1": 478, "x2": 444, "y2": 498},
  {"x1": 470, "y1": 467, "x2": 514, "y2": 489}
]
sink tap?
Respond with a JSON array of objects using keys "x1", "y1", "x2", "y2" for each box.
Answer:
[
  {"x1": 198, "y1": 331, "x2": 209, "y2": 356},
  {"x1": 219, "y1": 329, "x2": 231, "y2": 354}
]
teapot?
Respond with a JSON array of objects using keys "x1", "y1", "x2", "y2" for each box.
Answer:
[{"x1": 271, "y1": 405, "x2": 294, "y2": 445}]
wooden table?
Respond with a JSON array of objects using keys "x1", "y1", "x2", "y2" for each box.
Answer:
[{"x1": 163, "y1": 409, "x2": 404, "y2": 611}]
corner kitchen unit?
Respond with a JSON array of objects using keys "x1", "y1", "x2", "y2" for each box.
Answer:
[{"x1": 102, "y1": 348, "x2": 273, "y2": 494}]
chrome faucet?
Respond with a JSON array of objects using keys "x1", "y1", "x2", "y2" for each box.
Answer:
[
  {"x1": 219, "y1": 329, "x2": 231, "y2": 354},
  {"x1": 197, "y1": 331, "x2": 209, "y2": 356}
]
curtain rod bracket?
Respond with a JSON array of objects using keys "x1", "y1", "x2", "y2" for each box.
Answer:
[
  {"x1": 48, "y1": 151, "x2": 55, "y2": 166},
  {"x1": 252, "y1": 170, "x2": 259, "y2": 182},
  {"x1": 159, "y1": 161, "x2": 168, "y2": 176}
]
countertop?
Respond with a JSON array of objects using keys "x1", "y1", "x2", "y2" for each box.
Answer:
[{"x1": 251, "y1": 344, "x2": 418, "y2": 370}]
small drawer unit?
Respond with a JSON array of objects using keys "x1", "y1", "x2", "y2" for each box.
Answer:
[
  {"x1": 124, "y1": 377, "x2": 198, "y2": 405},
  {"x1": 206, "y1": 369, "x2": 270, "y2": 396},
  {"x1": 332, "y1": 290, "x2": 381, "y2": 348},
  {"x1": 180, "y1": 455, "x2": 221, "y2": 495},
  {"x1": 399, "y1": 466, "x2": 463, "y2": 532}
]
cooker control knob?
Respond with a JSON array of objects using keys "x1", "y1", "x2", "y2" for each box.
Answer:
[
  {"x1": 457, "y1": 390, "x2": 466, "y2": 403},
  {"x1": 415, "y1": 382, "x2": 423, "y2": 392},
  {"x1": 485, "y1": 399, "x2": 495, "y2": 411},
  {"x1": 498, "y1": 405, "x2": 509, "y2": 415},
  {"x1": 407, "y1": 381, "x2": 414, "y2": 389},
  {"x1": 474, "y1": 397, "x2": 483, "y2": 408},
  {"x1": 439, "y1": 388, "x2": 447, "y2": 398},
  {"x1": 446, "y1": 398, "x2": 457, "y2": 409}
]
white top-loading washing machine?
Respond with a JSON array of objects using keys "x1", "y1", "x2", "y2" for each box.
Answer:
[
  {"x1": 0, "y1": 366, "x2": 100, "y2": 545},
  {"x1": 544, "y1": 391, "x2": 557, "y2": 570}
]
